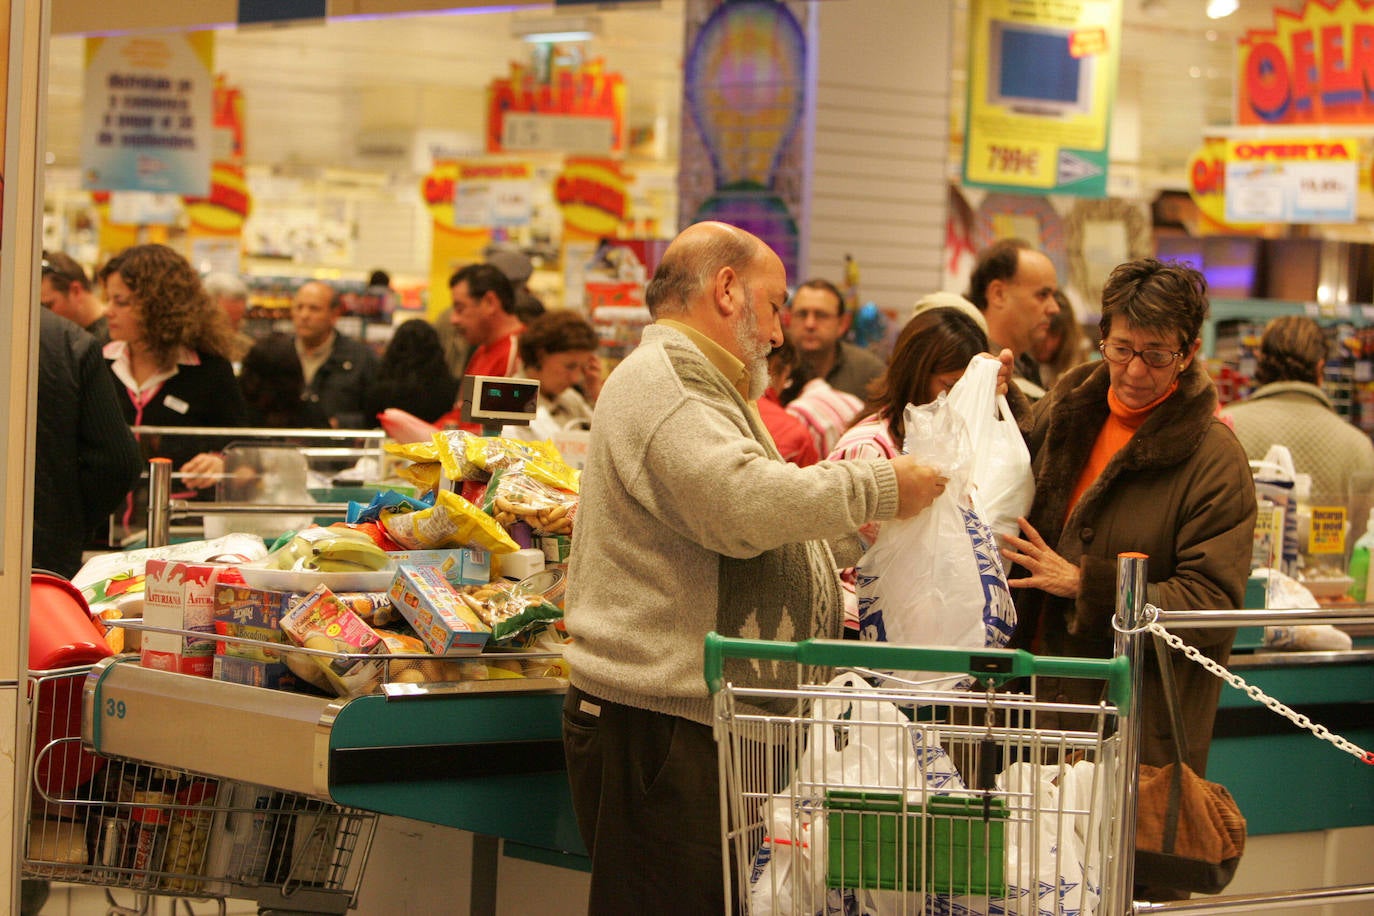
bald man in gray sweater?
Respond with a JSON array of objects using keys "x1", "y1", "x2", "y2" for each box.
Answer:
[{"x1": 561, "y1": 221, "x2": 959, "y2": 914}]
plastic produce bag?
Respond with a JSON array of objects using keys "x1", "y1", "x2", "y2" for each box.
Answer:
[
  {"x1": 855, "y1": 396, "x2": 1016, "y2": 685},
  {"x1": 944, "y1": 353, "x2": 1033, "y2": 541}
]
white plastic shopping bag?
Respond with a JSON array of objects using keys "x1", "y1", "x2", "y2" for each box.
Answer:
[
  {"x1": 855, "y1": 396, "x2": 1017, "y2": 684},
  {"x1": 945, "y1": 353, "x2": 1034, "y2": 542},
  {"x1": 748, "y1": 673, "x2": 967, "y2": 916}
]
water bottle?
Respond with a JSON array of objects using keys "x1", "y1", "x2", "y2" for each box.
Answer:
[{"x1": 1349, "y1": 508, "x2": 1374, "y2": 602}]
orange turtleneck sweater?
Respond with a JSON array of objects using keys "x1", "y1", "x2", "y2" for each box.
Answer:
[{"x1": 1065, "y1": 380, "x2": 1179, "y2": 520}]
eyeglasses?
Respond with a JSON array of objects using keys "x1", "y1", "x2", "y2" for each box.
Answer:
[
  {"x1": 1098, "y1": 341, "x2": 1184, "y2": 369},
  {"x1": 790, "y1": 308, "x2": 840, "y2": 323}
]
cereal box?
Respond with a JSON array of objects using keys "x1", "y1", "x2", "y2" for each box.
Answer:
[
  {"x1": 388, "y1": 564, "x2": 490, "y2": 655},
  {"x1": 212, "y1": 585, "x2": 295, "y2": 661},
  {"x1": 385, "y1": 548, "x2": 491, "y2": 587}
]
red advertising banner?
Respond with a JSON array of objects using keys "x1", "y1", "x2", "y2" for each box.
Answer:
[
  {"x1": 486, "y1": 58, "x2": 625, "y2": 153},
  {"x1": 1237, "y1": 0, "x2": 1374, "y2": 125}
]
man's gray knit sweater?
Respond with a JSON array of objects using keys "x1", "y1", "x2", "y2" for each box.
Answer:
[{"x1": 564, "y1": 323, "x2": 900, "y2": 727}]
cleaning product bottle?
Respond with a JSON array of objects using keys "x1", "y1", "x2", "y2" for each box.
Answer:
[{"x1": 1348, "y1": 508, "x2": 1374, "y2": 602}]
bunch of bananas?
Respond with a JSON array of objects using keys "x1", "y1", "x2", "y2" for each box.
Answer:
[{"x1": 272, "y1": 527, "x2": 391, "y2": 572}]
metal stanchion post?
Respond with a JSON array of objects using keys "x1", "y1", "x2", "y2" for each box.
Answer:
[
  {"x1": 146, "y1": 457, "x2": 173, "y2": 548},
  {"x1": 1113, "y1": 551, "x2": 1149, "y2": 912}
]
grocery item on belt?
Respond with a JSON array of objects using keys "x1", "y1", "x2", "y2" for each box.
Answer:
[
  {"x1": 482, "y1": 467, "x2": 577, "y2": 536},
  {"x1": 388, "y1": 563, "x2": 490, "y2": 655},
  {"x1": 458, "y1": 433, "x2": 580, "y2": 493},
  {"x1": 382, "y1": 488, "x2": 519, "y2": 554},
  {"x1": 280, "y1": 584, "x2": 389, "y2": 697}
]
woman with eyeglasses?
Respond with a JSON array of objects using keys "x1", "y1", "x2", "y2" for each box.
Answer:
[{"x1": 998, "y1": 259, "x2": 1256, "y2": 898}]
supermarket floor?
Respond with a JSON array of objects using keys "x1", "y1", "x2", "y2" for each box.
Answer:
[
  {"x1": 34, "y1": 822, "x2": 1374, "y2": 914},
  {"x1": 38, "y1": 817, "x2": 593, "y2": 915}
]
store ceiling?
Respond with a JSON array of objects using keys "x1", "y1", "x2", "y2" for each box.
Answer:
[{"x1": 43, "y1": 0, "x2": 1305, "y2": 185}]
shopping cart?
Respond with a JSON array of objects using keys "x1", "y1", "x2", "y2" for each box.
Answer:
[
  {"x1": 705, "y1": 634, "x2": 1135, "y2": 916},
  {"x1": 22, "y1": 663, "x2": 378, "y2": 916}
]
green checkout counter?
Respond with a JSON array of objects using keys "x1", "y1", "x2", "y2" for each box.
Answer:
[
  {"x1": 81, "y1": 622, "x2": 1373, "y2": 895},
  {"x1": 1209, "y1": 628, "x2": 1374, "y2": 836}
]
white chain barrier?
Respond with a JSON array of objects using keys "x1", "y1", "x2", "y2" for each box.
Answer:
[{"x1": 1141, "y1": 605, "x2": 1374, "y2": 766}]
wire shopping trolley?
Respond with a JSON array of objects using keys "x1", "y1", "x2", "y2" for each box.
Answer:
[
  {"x1": 704, "y1": 634, "x2": 1136, "y2": 916},
  {"x1": 22, "y1": 662, "x2": 377, "y2": 916}
]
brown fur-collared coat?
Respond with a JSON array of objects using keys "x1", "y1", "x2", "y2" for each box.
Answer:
[{"x1": 1011, "y1": 358, "x2": 1257, "y2": 774}]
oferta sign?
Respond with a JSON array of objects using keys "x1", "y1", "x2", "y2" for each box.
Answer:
[
  {"x1": 1237, "y1": 0, "x2": 1374, "y2": 125},
  {"x1": 1224, "y1": 137, "x2": 1358, "y2": 224}
]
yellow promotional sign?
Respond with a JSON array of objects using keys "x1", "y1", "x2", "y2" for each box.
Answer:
[
  {"x1": 962, "y1": 0, "x2": 1122, "y2": 196},
  {"x1": 419, "y1": 161, "x2": 490, "y2": 320}
]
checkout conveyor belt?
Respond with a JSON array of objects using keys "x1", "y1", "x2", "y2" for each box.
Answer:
[{"x1": 82, "y1": 657, "x2": 586, "y2": 858}]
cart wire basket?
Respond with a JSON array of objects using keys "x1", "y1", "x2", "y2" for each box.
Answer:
[
  {"x1": 704, "y1": 634, "x2": 1135, "y2": 916},
  {"x1": 23, "y1": 663, "x2": 377, "y2": 915}
]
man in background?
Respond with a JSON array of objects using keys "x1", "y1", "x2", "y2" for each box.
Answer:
[
  {"x1": 203, "y1": 271, "x2": 254, "y2": 367},
  {"x1": 238, "y1": 280, "x2": 376, "y2": 428},
  {"x1": 34, "y1": 309, "x2": 142, "y2": 577},
  {"x1": 449, "y1": 263, "x2": 523, "y2": 379},
  {"x1": 788, "y1": 277, "x2": 885, "y2": 400},
  {"x1": 487, "y1": 246, "x2": 546, "y2": 324},
  {"x1": 966, "y1": 238, "x2": 1060, "y2": 398},
  {"x1": 40, "y1": 250, "x2": 108, "y2": 344}
]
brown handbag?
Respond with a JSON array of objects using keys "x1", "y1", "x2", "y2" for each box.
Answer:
[{"x1": 1133, "y1": 634, "x2": 1247, "y2": 894}]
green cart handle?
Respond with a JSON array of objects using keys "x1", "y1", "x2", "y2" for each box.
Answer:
[{"x1": 703, "y1": 633, "x2": 1131, "y2": 714}]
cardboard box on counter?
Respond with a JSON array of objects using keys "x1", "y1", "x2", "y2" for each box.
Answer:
[
  {"x1": 141, "y1": 560, "x2": 235, "y2": 677},
  {"x1": 213, "y1": 585, "x2": 295, "y2": 660},
  {"x1": 212, "y1": 655, "x2": 297, "y2": 690},
  {"x1": 388, "y1": 564, "x2": 490, "y2": 655},
  {"x1": 385, "y1": 547, "x2": 490, "y2": 587}
]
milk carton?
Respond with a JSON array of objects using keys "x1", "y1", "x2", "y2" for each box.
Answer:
[{"x1": 141, "y1": 561, "x2": 234, "y2": 677}]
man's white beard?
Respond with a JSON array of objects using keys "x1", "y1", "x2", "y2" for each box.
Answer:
[{"x1": 733, "y1": 294, "x2": 771, "y2": 400}]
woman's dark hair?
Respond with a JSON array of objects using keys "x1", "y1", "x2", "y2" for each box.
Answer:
[
  {"x1": 1255, "y1": 314, "x2": 1327, "y2": 385},
  {"x1": 866, "y1": 307, "x2": 988, "y2": 449},
  {"x1": 1099, "y1": 257, "x2": 1209, "y2": 349},
  {"x1": 367, "y1": 319, "x2": 459, "y2": 424},
  {"x1": 100, "y1": 243, "x2": 235, "y2": 366},
  {"x1": 518, "y1": 310, "x2": 599, "y2": 369}
]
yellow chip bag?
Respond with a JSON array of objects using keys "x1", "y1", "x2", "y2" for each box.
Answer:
[
  {"x1": 381, "y1": 488, "x2": 520, "y2": 554},
  {"x1": 385, "y1": 440, "x2": 441, "y2": 463},
  {"x1": 464, "y1": 435, "x2": 580, "y2": 493},
  {"x1": 395, "y1": 461, "x2": 442, "y2": 492},
  {"x1": 432, "y1": 429, "x2": 486, "y2": 481}
]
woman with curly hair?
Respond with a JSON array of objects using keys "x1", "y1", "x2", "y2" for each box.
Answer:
[
  {"x1": 364, "y1": 318, "x2": 459, "y2": 424},
  {"x1": 100, "y1": 244, "x2": 248, "y2": 526},
  {"x1": 507, "y1": 309, "x2": 600, "y2": 440}
]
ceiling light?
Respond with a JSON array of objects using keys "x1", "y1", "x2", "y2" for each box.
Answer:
[
  {"x1": 1206, "y1": 0, "x2": 1238, "y2": 19},
  {"x1": 511, "y1": 14, "x2": 601, "y2": 43}
]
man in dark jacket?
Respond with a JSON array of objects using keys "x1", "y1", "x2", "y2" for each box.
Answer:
[
  {"x1": 34, "y1": 309, "x2": 142, "y2": 577},
  {"x1": 238, "y1": 280, "x2": 377, "y2": 428}
]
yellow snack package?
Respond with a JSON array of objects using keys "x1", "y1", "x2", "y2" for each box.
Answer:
[
  {"x1": 464, "y1": 435, "x2": 580, "y2": 493},
  {"x1": 432, "y1": 429, "x2": 488, "y2": 481},
  {"x1": 381, "y1": 488, "x2": 520, "y2": 554},
  {"x1": 385, "y1": 440, "x2": 441, "y2": 463},
  {"x1": 395, "y1": 461, "x2": 442, "y2": 493}
]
